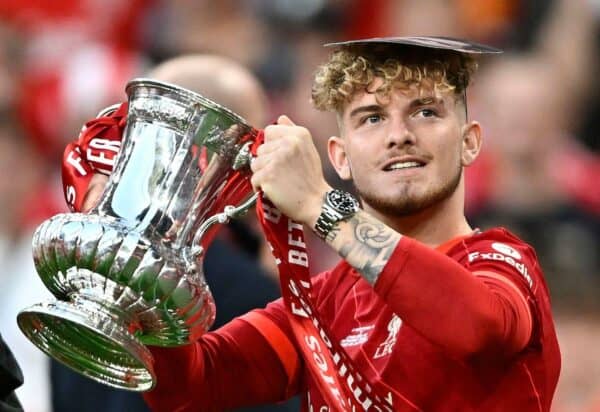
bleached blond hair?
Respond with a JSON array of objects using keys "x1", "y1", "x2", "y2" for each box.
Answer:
[{"x1": 311, "y1": 45, "x2": 478, "y2": 112}]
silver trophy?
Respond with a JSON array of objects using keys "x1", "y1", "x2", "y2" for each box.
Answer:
[{"x1": 17, "y1": 79, "x2": 259, "y2": 391}]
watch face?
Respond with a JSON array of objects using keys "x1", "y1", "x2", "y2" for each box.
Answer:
[{"x1": 327, "y1": 190, "x2": 359, "y2": 216}]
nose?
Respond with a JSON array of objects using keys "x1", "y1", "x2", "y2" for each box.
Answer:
[{"x1": 385, "y1": 117, "x2": 415, "y2": 149}]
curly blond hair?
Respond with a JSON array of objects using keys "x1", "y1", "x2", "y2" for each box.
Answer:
[{"x1": 311, "y1": 45, "x2": 478, "y2": 112}]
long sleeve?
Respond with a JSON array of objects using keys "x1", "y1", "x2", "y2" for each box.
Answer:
[
  {"x1": 373, "y1": 236, "x2": 534, "y2": 359},
  {"x1": 143, "y1": 305, "x2": 301, "y2": 412}
]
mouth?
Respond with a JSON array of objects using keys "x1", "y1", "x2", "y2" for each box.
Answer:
[{"x1": 382, "y1": 159, "x2": 427, "y2": 172}]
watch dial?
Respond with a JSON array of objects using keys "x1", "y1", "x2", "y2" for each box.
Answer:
[{"x1": 328, "y1": 190, "x2": 359, "y2": 215}]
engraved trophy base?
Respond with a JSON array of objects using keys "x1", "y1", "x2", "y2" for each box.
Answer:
[{"x1": 17, "y1": 294, "x2": 156, "y2": 391}]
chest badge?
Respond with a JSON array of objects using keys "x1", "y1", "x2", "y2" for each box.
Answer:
[{"x1": 374, "y1": 315, "x2": 402, "y2": 359}]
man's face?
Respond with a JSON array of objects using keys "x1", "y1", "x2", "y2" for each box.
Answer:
[{"x1": 330, "y1": 78, "x2": 471, "y2": 216}]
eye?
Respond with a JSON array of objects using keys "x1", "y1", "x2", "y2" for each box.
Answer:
[
  {"x1": 361, "y1": 114, "x2": 382, "y2": 125},
  {"x1": 415, "y1": 108, "x2": 438, "y2": 118}
]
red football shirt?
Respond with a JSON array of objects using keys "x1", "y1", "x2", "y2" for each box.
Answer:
[{"x1": 144, "y1": 228, "x2": 560, "y2": 411}]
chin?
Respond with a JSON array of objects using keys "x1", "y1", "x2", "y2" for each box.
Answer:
[
  {"x1": 359, "y1": 176, "x2": 462, "y2": 217},
  {"x1": 364, "y1": 195, "x2": 435, "y2": 217}
]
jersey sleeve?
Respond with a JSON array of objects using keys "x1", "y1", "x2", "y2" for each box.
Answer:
[
  {"x1": 143, "y1": 298, "x2": 303, "y2": 412},
  {"x1": 456, "y1": 229, "x2": 545, "y2": 345},
  {"x1": 459, "y1": 231, "x2": 539, "y2": 301},
  {"x1": 373, "y1": 232, "x2": 536, "y2": 359}
]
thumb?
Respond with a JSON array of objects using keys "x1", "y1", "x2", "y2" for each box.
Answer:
[{"x1": 277, "y1": 115, "x2": 296, "y2": 126}]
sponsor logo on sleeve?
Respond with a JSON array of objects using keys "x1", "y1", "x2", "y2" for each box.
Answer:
[
  {"x1": 491, "y1": 242, "x2": 522, "y2": 259},
  {"x1": 340, "y1": 325, "x2": 374, "y2": 348},
  {"x1": 468, "y1": 243, "x2": 533, "y2": 288}
]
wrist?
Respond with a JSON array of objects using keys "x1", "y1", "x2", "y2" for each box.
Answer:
[
  {"x1": 305, "y1": 185, "x2": 332, "y2": 229},
  {"x1": 312, "y1": 188, "x2": 360, "y2": 241}
]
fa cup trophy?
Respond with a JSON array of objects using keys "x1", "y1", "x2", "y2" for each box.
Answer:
[{"x1": 17, "y1": 79, "x2": 259, "y2": 391}]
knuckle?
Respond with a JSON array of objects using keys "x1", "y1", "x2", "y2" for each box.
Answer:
[
  {"x1": 287, "y1": 137, "x2": 302, "y2": 154},
  {"x1": 250, "y1": 155, "x2": 263, "y2": 171},
  {"x1": 284, "y1": 136, "x2": 298, "y2": 149},
  {"x1": 263, "y1": 162, "x2": 274, "y2": 175},
  {"x1": 250, "y1": 173, "x2": 260, "y2": 187},
  {"x1": 263, "y1": 125, "x2": 280, "y2": 141},
  {"x1": 297, "y1": 126, "x2": 310, "y2": 138}
]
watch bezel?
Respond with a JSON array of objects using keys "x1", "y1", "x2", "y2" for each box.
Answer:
[{"x1": 325, "y1": 189, "x2": 360, "y2": 217}]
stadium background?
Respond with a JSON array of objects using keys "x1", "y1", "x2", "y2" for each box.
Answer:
[{"x1": 0, "y1": 0, "x2": 597, "y2": 411}]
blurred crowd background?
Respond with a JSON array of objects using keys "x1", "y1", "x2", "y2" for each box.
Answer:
[{"x1": 0, "y1": 0, "x2": 598, "y2": 411}]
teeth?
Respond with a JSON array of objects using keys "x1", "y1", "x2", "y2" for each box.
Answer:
[{"x1": 388, "y1": 161, "x2": 422, "y2": 170}]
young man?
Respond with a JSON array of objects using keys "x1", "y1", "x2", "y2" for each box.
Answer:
[{"x1": 63, "y1": 37, "x2": 560, "y2": 411}]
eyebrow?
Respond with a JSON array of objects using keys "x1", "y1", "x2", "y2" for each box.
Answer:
[
  {"x1": 348, "y1": 97, "x2": 447, "y2": 119},
  {"x1": 348, "y1": 104, "x2": 383, "y2": 119},
  {"x1": 408, "y1": 96, "x2": 445, "y2": 110}
]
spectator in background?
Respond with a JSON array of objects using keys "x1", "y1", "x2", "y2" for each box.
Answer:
[
  {"x1": 469, "y1": 54, "x2": 599, "y2": 311},
  {"x1": 57, "y1": 53, "x2": 298, "y2": 412},
  {"x1": 0, "y1": 0, "x2": 153, "y2": 165},
  {"x1": 465, "y1": 0, "x2": 600, "y2": 314}
]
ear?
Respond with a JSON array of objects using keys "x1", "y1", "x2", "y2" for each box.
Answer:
[
  {"x1": 328, "y1": 136, "x2": 352, "y2": 180},
  {"x1": 461, "y1": 121, "x2": 482, "y2": 167}
]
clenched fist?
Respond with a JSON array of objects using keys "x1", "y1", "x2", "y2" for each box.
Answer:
[{"x1": 250, "y1": 115, "x2": 331, "y2": 227}]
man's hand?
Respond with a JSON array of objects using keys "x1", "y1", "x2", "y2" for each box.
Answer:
[
  {"x1": 81, "y1": 174, "x2": 109, "y2": 212},
  {"x1": 250, "y1": 115, "x2": 331, "y2": 227}
]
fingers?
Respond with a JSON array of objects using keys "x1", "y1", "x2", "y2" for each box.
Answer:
[
  {"x1": 250, "y1": 147, "x2": 276, "y2": 191},
  {"x1": 250, "y1": 167, "x2": 266, "y2": 193},
  {"x1": 81, "y1": 174, "x2": 109, "y2": 212},
  {"x1": 251, "y1": 114, "x2": 314, "y2": 194},
  {"x1": 263, "y1": 115, "x2": 307, "y2": 143},
  {"x1": 263, "y1": 125, "x2": 299, "y2": 143},
  {"x1": 277, "y1": 115, "x2": 296, "y2": 126},
  {"x1": 255, "y1": 140, "x2": 279, "y2": 157},
  {"x1": 264, "y1": 127, "x2": 310, "y2": 146}
]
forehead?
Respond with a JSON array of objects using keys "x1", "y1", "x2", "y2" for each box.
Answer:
[{"x1": 343, "y1": 78, "x2": 456, "y2": 114}]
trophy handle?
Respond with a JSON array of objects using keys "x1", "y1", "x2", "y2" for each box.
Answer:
[
  {"x1": 189, "y1": 192, "x2": 258, "y2": 259},
  {"x1": 187, "y1": 140, "x2": 259, "y2": 259}
]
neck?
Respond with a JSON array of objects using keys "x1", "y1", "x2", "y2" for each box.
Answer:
[{"x1": 364, "y1": 181, "x2": 473, "y2": 248}]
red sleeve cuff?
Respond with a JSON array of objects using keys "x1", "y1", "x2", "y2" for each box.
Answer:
[{"x1": 373, "y1": 236, "x2": 414, "y2": 299}]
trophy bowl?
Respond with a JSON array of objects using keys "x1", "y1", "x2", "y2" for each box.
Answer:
[{"x1": 17, "y1": 79, "x2": 259, "y2": 391}]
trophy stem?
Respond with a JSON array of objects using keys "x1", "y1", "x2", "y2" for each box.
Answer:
[{"x1": 17, "y1": 294, "x2": 156, "y2": 391}]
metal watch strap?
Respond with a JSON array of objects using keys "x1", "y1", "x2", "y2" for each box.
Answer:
[
  {"x1": 314, "y1": 203, "x2": 343, "y2": 240},
  {"x1": 314, "y1": 190, "x2": 359, "y2": 240}
]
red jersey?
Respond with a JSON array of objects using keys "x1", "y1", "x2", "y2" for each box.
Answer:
[{"x1": 144, "y1": 228, "x2": 560, "y2": 411}]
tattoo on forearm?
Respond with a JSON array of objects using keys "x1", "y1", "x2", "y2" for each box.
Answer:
[{"x1": 327, "y1": 212, "x2": 401, "y2": 285}]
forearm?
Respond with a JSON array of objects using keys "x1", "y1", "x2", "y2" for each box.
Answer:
[
  {"x1": 324, "y1": 209, "x2": 401, "y2": 285},
  {"x1": 323, "y1": 211, "x2": 530, "y2": 358},
  {"x1": 143, "y1": 318, "x2": 292, "y2": 411}
]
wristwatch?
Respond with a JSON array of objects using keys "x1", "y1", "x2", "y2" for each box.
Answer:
[{"x1": 314, "y1": 189, "x2": 360, "y2": 240}]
